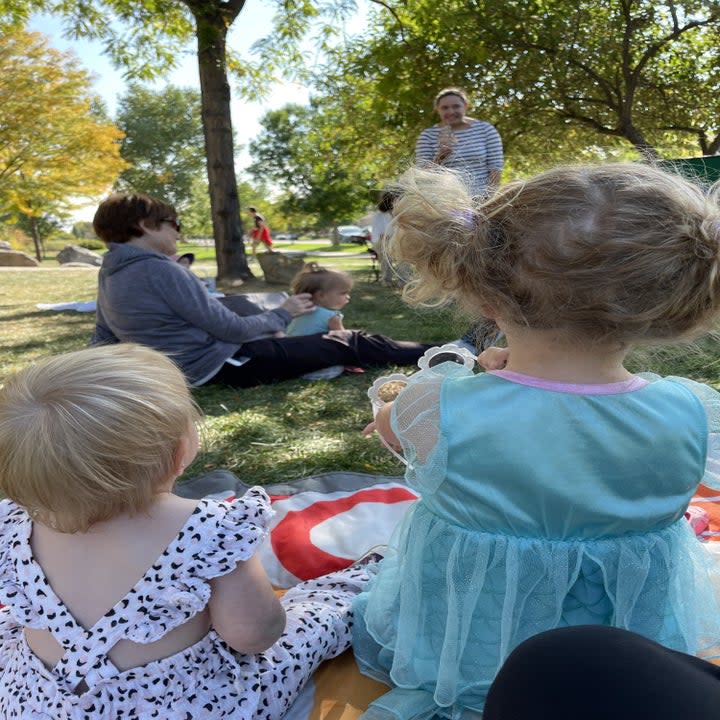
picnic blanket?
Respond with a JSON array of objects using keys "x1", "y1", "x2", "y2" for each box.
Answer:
[
  {"x1": 36, "y1": 300, "x2": 98, "y2": 313},
  {"x1": 176, "y1": 470, "x2": 407, "y2": 719},
  {"x1": 35, "y1": 291, "x2": 292, "y2": 315},
  {"x1": 176, "y1": 469, "x2": 720, "y2": 718},
  {"x1": 177, "y1": 469, "x2": 720, "y2": 718}
]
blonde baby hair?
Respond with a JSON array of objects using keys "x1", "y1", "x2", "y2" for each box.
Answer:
[
  {"x1": 0, "y1": 344, "x2": 201, "y2": 533},
  {"x1": 389, "y1": 162, "x2": 720, "y2": 345},
  {"x1": 290, "y1": 262, "x2": 353, "y2": 297}
]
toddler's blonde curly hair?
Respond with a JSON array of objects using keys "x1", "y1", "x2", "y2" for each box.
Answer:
[{"x1": 390, "y1": 163, "x2": 720, "y2": 345}]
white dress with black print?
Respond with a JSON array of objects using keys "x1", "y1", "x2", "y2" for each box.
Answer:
[{"x1": 0, "y1": 488, "x2": 368, "y2": 719}]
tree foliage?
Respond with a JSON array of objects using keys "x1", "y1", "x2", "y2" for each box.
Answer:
[
  {"x1": 115, "y1": 84, "x2": 207, "y2": 210},
  {"x1": 7, "y1": 0, "x2": 717, "y2": 267},
  {"x1": 0, "y1": 0, "x2": 361, "y2": 279},
  {"x1": 308, "y1": 0, "x2": 720, "y2": 183},
  {"x1": 247, "y1": 103, "x2": 380, "y2": 226},
  {"x1": 0, "y1": 28, "x2": 126, "y2": 258}
]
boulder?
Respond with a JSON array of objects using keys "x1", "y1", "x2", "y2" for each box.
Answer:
[
  {"x1": 0, "y1": 250, "x2": 38, "y2": 267},
  {"x1": 57, "y1": 244, "x2": 103, "y2": 267},
  {"x1": 59, "y1": 262, "x2": 102, "y2": 268},
  {"x1": 257, "y1": 251, "x2": 306, "y2": 285},
  {"x1": 0, "y1": 241, "x2": 11, "y2": 250}
]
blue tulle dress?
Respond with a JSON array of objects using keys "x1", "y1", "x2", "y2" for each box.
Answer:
[{"x1": 352, "y1": 364, "x2": 720, "y2": 719}]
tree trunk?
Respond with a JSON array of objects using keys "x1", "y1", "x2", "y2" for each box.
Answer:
[
  {"x1": 189, "y1": 2, "x2": 253, "y2": 281},
  {"x1": 615, "y1": 118, "x2": 659, "y2": 161},
  {"x1": 29, "y1": 216, "x2": 43, "y2": 261}
]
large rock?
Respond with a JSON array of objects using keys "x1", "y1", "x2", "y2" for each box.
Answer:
[
  {"x1": 0, "y1": 250, "x2": 38, "y2": 267},
  {"x1": 257, "y1": 251, "x2": 306, "y2": 285},
  {"x1": 57, "y1": 244, "x2": 103, "y2": 267},
  {"x1": 0, "y1": 241, "x2": 11, "y2": 250},
  {"x1": 59, "y1": 262, "x2": 102, "y2": 268}
]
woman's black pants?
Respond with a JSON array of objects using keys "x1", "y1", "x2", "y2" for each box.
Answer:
[
  {"x1": 205, "y1": 330, "x2": 432, "y2": 388},
  {"x1": 484, "y1": 625, "x2": 720, "y2": 720}
]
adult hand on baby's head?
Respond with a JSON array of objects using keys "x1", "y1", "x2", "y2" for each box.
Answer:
[
  {"x1": 478, "y1": 346, "x2": 509, "y2": 371},
  {"x1": 282, "y1": 293, "x2": 315, "y2": 317}
]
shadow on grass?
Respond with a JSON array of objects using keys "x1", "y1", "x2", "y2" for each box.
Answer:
[
  {"x1": 1, "y1": 310, "x2": 57, "y2": 322},
  {"x1": 6, "y1": 327, "x2": 92, "y2": 354},
  {"x1": 193, "y1": 369, "x2": 410, "y2": 419},
  {"x1": 190, "y1": 370, "x2": 408, "y2": 484}
]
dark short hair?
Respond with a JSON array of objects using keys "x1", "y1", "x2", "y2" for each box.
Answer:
[
  {"x1": 248, "y1": 206, "x2": 257, "y2": 213},
  {"x1": 93, "y1": 193, "x2": 177, "y2": 245}
]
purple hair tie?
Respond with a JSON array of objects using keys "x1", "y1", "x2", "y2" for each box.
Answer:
[{"x1": 451, "y1": 208, "x2": 476, "y2": 228}]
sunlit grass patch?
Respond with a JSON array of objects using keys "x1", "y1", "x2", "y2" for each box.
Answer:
[{"x1": 4, "y1": 264, "x2": 720, "y2": 487}]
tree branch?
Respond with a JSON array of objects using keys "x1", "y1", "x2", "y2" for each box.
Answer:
[
  {"x1": 557, "y1": 109, "x2": 622, "y2": 136},
  {"x1": 367, "y1": 0, "x2": 406, "y2": 40}
]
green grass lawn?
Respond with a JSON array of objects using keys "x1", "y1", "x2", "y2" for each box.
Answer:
[
  {"x1": 0, "y1": 259, "x2": 456, "y2": 486},
  {"x1": 3, "y1": 255, "x2": 720, "y2": 488}
]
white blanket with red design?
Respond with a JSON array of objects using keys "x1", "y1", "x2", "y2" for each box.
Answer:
[{"x1": 177, "y1": 470, "x2": 410, "y2": 718}]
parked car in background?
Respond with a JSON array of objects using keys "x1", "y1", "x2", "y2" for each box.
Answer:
[{"x1": 335, "y1": 225, "x2": 371, "y2": 245}]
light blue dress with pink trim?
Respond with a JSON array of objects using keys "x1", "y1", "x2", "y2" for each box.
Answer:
[{"x1": 352, "y1": 365, "x2": 720, "y2": 719}]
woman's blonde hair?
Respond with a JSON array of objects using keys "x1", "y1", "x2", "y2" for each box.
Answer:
[
  {"x1": 0, "y1": 344, "x2": 201, "y2": 533},
  {"x1": 389, "y1": 162, "x2": 720, "y2": 344},
  {"x1": 290, "y1": 262, "x2": 353, "y2": 296},
  {"x1": 434, "y1": 87, "x2": 469, "y2": 107}
]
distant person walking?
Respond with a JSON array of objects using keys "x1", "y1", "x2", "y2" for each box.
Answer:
[
  {"x1": 247, "y1": 206, "x2": 273, "y2": 256},
  {"x1": 415, "y1": 86, "x2": 503, "y2": 196}
]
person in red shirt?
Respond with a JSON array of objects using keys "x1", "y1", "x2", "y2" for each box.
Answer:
[{"x1": 248, "y1": 206, "x2": 273, "y2": 256}]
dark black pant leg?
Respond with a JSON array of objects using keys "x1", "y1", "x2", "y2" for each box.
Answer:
[
  {"x1": 484, "y1": 625, "x2": 720, "y2": 720},
  {"x1": 204, "y1": 332, "x2": 432, "y2": 388},
  {"x1": 343, "y1": 330, "x2": 433, "y2": 367},
  {"x1": 205, "y1": 333, "x2": 363, "y2": 387}
]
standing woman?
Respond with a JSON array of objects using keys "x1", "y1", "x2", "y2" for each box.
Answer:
[{"x1": 415, "y1": 87, "x2": 503, "y2": 196}]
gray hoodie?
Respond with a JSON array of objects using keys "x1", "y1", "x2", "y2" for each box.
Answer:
[{"x1": 89, "y1": 243, "x2": 291, "y2": 384}]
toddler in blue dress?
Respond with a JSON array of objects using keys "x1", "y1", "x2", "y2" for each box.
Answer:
[{"x1": 353, "y1": 162, "x2": 720, "y2": 719}]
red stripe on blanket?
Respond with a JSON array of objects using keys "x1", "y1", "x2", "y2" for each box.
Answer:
[
  {"x1": 271, "y1": 487, "x2": 416, "y2": 580},
  {"x1": 692, "y1": 484, "x2": 720, "y2": 541}
]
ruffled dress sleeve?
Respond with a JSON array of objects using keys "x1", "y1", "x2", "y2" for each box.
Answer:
[
  {"x1": 640, "y1": 373, "x2": 720, "y2": 490},
  {"x1": 0, "y1": 504, "x2": 22, "y2": 671},
  {"x1": 0, "y1": 500, "x2": 29, "y2": 607},
  {"x1": 192, "y1": 487, "x2": 274, "y2": 578},
  {"x1": 125, "y1": 487, "x2": 274, "y2": 644},
  {"x1": 391, "y1": 361, "x2": 475, "y2": 493},
  {"x1": 0, "y1": 500, "x2": 32, "y2": 650}
]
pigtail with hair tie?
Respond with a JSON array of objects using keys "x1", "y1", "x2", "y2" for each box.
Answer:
[
  {"x1": 702, "y1": 220, "x2": 720, "y2": 300},
  {"x1": 449, "y1": 209, "x2": 477, "y2": 229}
]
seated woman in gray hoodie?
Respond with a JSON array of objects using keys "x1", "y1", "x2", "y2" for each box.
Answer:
[{"x1": 89, "y1": 193, "x2": 430, "y2": 388}]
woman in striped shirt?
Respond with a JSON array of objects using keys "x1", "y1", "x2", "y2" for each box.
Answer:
[{"x1": 415, "y1": 87, "x2": 503, "y2": 196}]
